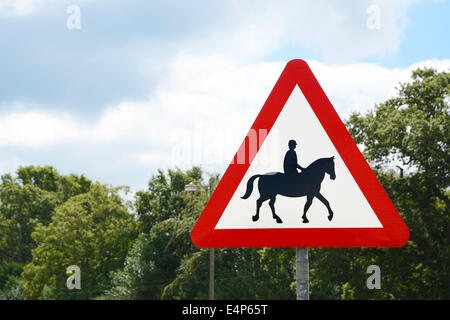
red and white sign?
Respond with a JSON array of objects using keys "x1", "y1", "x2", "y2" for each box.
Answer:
[{"x1": 191, "y1": 59, "x2": 409, "y2": 247}]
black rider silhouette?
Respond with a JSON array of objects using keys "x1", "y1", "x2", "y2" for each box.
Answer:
[{"x1": 283, "y1": 139, "x2": 304, "y2": 174}]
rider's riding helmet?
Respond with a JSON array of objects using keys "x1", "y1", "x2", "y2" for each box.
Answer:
[{"x1": 288, "y1": 139, "x2": 297, "y2": 149}]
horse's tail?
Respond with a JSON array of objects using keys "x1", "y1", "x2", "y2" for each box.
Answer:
[{"x1": 241, "y1": 174, "x2": 262, "y2": 199}]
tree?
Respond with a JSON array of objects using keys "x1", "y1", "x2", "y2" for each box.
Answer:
[
  {"x1": 104, "y1": 167, "x2": 297, "y2": 300},
  {"x1": 21, "y1": 183, "x2": 137, "y2": 299},
  {"x1": 102, "y1": 167, "x2": 206, "y2": 299},
  {"x1": 0, "y1": 166, "x2": 92, "y2": 263},
  {"x1": 134, "y1": 167, "x2": 204, "y2": 233},
  {"x1": 311, "y1": 68, "x2": 449, "y2": 299},
  {"x1": 162, "y1": 247, "x2": 296, "y2": 300},
  {"x1": 0, "y1": 262, "x2": 24, "y2": 300},
  {"x1": 0, "y1": 166, "x2": 93, "y2": 298}
]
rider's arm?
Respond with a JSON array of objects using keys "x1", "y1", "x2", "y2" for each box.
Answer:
[{"x1": 293, "y1": 152, "x2": 303, "y2": 171}]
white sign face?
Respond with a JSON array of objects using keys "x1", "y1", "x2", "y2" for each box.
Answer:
[{"x1": 215, "y1": 85, "x2": 383, "y2": 230}]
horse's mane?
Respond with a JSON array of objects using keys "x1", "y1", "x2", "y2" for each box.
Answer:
[{"x1": 306, "y1": 157, "x2": 333, "y2": 170}]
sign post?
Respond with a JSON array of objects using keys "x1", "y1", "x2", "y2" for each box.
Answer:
[
  {"x1": 209, "y1": 248, "x2": 214, "y2": 300},
  {"x1": 296, "y1": 248, "x2": 309, "y2": 300}
]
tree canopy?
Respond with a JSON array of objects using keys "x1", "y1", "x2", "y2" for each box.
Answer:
[{"x1": 22, "y1": 183, "x2": 137, "y2": 299}]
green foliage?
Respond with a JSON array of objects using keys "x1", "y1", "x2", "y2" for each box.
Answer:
[
  {"x1": 0, "y1": 166, "x2": 96, "y2": 299},
  {"x1": 98, "y1": 234, "x2": 154, "y2": 299},
  {"x1": 135, "y1": 167, "x2": 203, "y2": 233},
  {"x1": 0, "y1": 166, "x2": 92, "y2": 264},
  {"x1": 163, "y1": 247, "x2": 296, "y2": 300},
  {"x1": 21, "y1": 184, "x2": 137, "y2": 299},
  {"x1": 103, "y1": 167, "x2": 207, "y2": 299},
  {"x1": 347, "y1": 68, "x2": 449, "y2": 184},
  {"x1": 105, "y1": 167, "x2": 296, "y2": 300},
  {"x1": 0, "y1": 262, "x2": 25, "y2": 300}
]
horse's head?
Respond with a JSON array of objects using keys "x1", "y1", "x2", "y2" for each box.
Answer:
[{"x1": 326, "y1": 156, "x2": 336, "y2": 180}]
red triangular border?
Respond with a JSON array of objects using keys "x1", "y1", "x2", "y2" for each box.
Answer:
[{"x1": 191, "y1": 59, "x2": 409, "y2": 247}]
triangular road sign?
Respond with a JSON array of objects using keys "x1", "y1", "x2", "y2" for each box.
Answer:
[{"x1": 191, "y1": 59, "x2": 409, "y2": 247}]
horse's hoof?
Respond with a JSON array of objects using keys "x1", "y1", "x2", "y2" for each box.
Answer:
[
  {"x1": 275, "y1": 218, "x2": 283, "y2": 224},
  {"x1": 252, "y1": 215, "x2": 259, "y2": 222},
  {"x1": 302, "y1": 217, "x2": 309, "y2": 223},
  {"x1": 328, "y1": 212, "x2": 333, "y2": 221}
]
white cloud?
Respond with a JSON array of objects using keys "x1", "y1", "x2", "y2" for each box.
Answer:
[
  {"x1": 0, "y1": 111, "x2": 80, "y2": 147},
  {"x1": 309, "y1": 58, "x2": 450, "y2": 117},
  {"x1": 0, "y1": 56, "x2": 448, "y2": 188},
  {"x1": 0, "y1": 0, "x2": 97, "y2": 17},
  {"x1": 0, "y1": 0, "x2": 64, "y2": 17},
  {"x1": 0, "y1": 0, "x2": 41, "y2": 17},
  {"x1": 187, "y1": 0, "x2": 417, "y2": 62},
  {"x1": 1, "y1": 1, "x2": 416, "y2": 61}
]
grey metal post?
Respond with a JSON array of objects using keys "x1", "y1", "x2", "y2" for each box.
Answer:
[
  {"x1": 209, "y1": 248, "x2": 214, "y2": 300},
  {"x1": 296, "y1": 247, "x2": 309, "y2": 300}
]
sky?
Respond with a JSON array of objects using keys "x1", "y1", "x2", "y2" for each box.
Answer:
[{"x1": 0, "y1": 0, "x2": 449, "y2": 191}]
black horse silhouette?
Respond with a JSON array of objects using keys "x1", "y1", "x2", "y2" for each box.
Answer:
[{"x1": 241, "y1": 157, "x2": 336, "y2": 224}]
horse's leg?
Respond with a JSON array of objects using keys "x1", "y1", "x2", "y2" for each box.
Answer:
[
  {"x1": 315, "y1": 192, "x2": 334, "y2": 221},
  {"x1": 302, "y1": 195, "x2": 313, "y2": 223},
  {"x1": 253, "y1": 195, "x2": 269, "y2": 222},
  {"x1": 268, "y1": 196, "x2": 282, "y2": 224}
]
